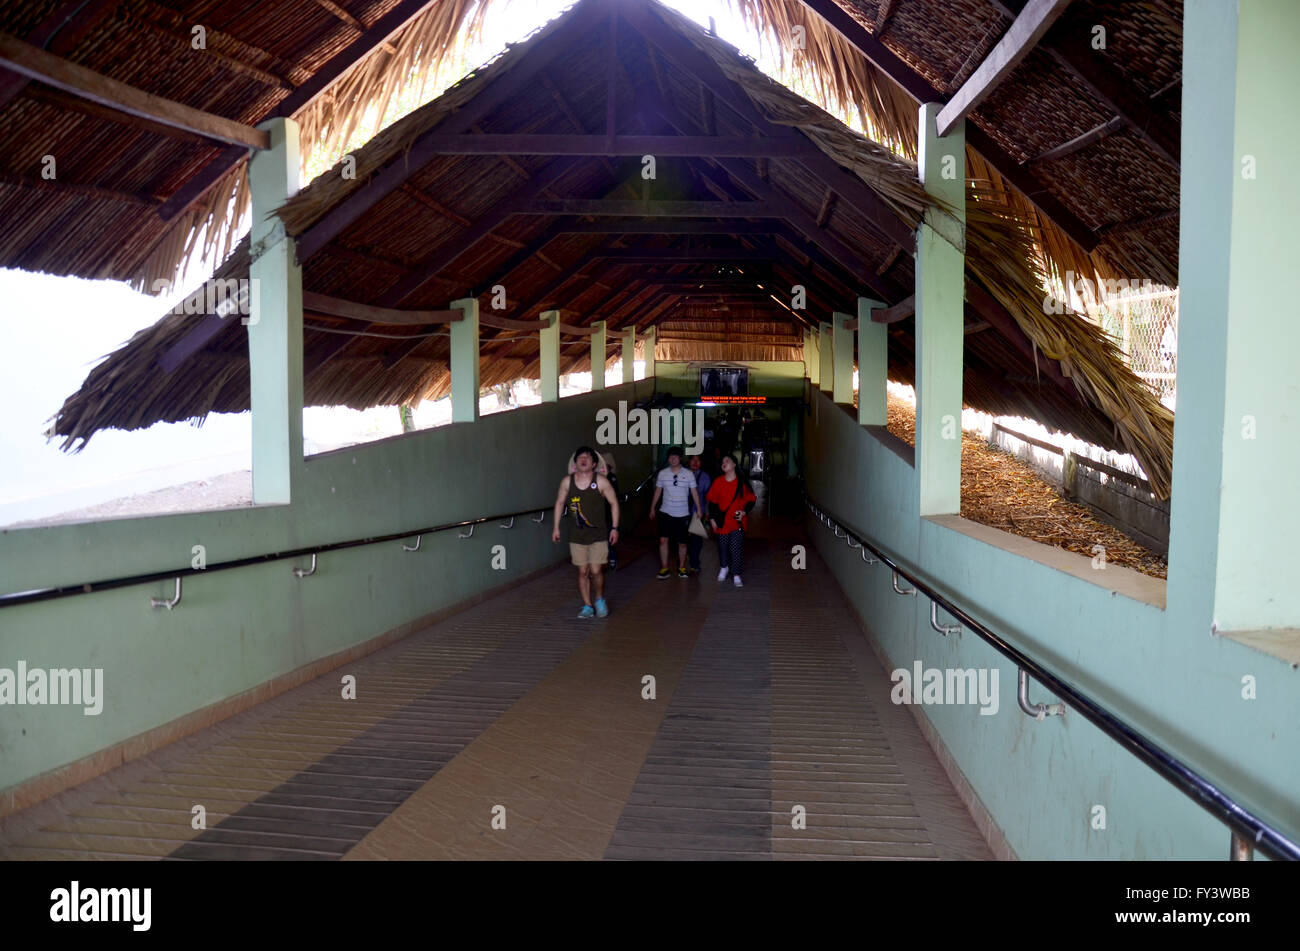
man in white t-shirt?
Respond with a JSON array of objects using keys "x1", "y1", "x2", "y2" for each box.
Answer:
[{"x1": 649, "y1": 446, "x2": 701, "y2": 579}]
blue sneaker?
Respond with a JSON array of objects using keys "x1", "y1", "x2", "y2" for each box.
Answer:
[
  {"x1": 578, "y1": 604, "x2": 595, "y2": 619},
  {"x1": 594, "y1": 598, "x2": 609, "y2": 618}
]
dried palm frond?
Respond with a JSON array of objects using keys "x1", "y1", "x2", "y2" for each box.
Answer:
[
  {"x1": 723, "y1": 0, "x2": 1161, "y2": 304},
  {"x1": 131, "y1": 0, "x2": 490, "y2": 295}
]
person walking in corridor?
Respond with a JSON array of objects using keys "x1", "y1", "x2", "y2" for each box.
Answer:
[
  {"x1": 707, "y1": 454, "x2": 757, "y2": 588},
  {"x1": 552, "y1": 446, "x2": 620, "y2": 617},
  {"x1": 649, "y1": 446, "x2": 700, "y2": 579},
  {"x1": 686, "y1": 454, "x2": 712, "y2": 575}
]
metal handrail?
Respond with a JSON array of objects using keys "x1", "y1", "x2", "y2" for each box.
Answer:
[
  {"x1": 804, "y1": 494, "x2": 1300, "y2": 862},
  {"x1": 0, "y1": 470, "x2": 657, "y2": 611}
]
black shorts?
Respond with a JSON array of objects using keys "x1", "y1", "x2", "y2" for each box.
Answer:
[{"x1": 658, "y1": 513, "x2": 690, "y2": 544}]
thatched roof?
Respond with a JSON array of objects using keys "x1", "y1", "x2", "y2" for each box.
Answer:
[
  {"x1": 45, "y1": 0, "x2": 1175, "y2": 495},
  {"x1": 0, "y1": 0, "x2": 488, "y2": 292},
  {"x1": 731, "y1": 0, "x2": 1182, "y2": 298}
]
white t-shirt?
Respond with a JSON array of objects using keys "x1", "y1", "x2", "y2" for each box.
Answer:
[{"x1": 656, "y1": 466, "x2": 697, "y2": 517}]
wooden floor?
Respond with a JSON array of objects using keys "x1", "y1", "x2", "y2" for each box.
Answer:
[{"x1": 0, "y1": 526, "x2": 991, "y2": 861}]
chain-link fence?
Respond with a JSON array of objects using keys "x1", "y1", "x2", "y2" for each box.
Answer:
[{"x1": 1087, "y1": 286, "x2": 1179, "y2": 409}]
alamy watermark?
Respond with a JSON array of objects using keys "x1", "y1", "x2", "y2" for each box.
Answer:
[
  {"x1": 0, "y1": 661, "x2": 103, "y2": 715},
  {"x1": 595, "y1": 401, "x2": 704, "y2": 455},
  {"x1": 50, "y1": 882, "x2": 150, "y2": 931},
  {"x1": 159, "y1": 277, "x2": 259, "y2": 323},
  {"x1": 890, "y1": 661, "x2": 999, "y2": 716},
  {"x1": 1042, "y1": 271, "x2": 1159, "y2": 315}
]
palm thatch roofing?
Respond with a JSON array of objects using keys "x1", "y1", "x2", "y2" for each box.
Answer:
[
  {"x1": 1, "y1": 0, "x2": 489, "y2": 291},
  {"x1": 44, "y1": 0, "x2": 1175, "y2": 495},
  {"x1": 731, "y1": 0, "x2": 1181, "y2": 297}
]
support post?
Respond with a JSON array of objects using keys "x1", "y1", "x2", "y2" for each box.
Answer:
[
  {"x1": 450, "y1": 297, "x2": 479, "y2": 423},
  {"x1": 832, "y1": 311, "x2": 853, "y2": 404},
  {"x1": 540, "y1": 309, "x2": 559, "y2": 402},
  {"x1": 857, "y1": 297, "x2": 887, "y2": 425},
  {"x1": 622, "y1": 326, "x2": 636, "y2": 383},
  {"x1": 644, "y1": 326, "x2": 657, "y2": 379},
  {"x1": 914, "y1": 102, "x2": 965, "y2": 516},
  {"x1": 248, "y1": 117, "x2": 303, "y2": 505},
  {"x1": 591, "y1": 319, "x2": 607, "y2": 390},
  {"x1": 1168, "y1": 0, "x2": 1300, "y2": 637},
  {"x1": 818, "y1": 321, "x2": 833, "y2": 392}
]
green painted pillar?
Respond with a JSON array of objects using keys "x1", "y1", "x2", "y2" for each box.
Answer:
[
  {"x1": 914, "y1": 101, "x2": 965, "y2": 517},
  {"x1": 857, "y1": 297, "x2": 887, "y2": 426},
  {"x1": 818, "y1": 321, "x2": 833, "y2": 392},
  {"x1": 622, "y1": 326, "x2": 636, "y2": 384},
  {"x1": 539, "y1": 309, "x2": 559, "y2": 403},
  {"x1": 806, "y1": 328, "x2": 820, "y2": 385},
  {"x1": 591, "y1": 320, "x2": 606, "y2": 391},
  {"x1": 832, "y1": 311, "x2": 854, "y2": 404},
  {"x1": 644, "y1": 326, "x2": 656, "y2": 380},
  {"x1": 1169, "y1": 0, "x2": 1300, "y2": 636},
  {"x1": 248, "y1": 117, "x2": 303, "y2": 505},
  {"x1": 449, "y1": 297, "x2": 479, "y2": 423}
]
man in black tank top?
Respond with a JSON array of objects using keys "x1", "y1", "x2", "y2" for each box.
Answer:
[{"x1": 552, "y1": 446, "x2": 620, "y2": 618}]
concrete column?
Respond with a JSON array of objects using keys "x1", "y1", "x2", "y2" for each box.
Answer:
[
  {"x1": 914, "y1": 101, "x2": 965, "y2": 516},
  {"x1": 644, "y1": 326, "x2": 657, "y2": 379},
  {"x1": 818, "y1": 321, "x2": 833, "y2": 392},
  {"x1": 248, "y1": 117, "x2": 303, "y2": 505},
  {"x1": 857, "y1": 297, "x2": 887, "y2": 425},
  {"x1": 832, "y1": 312, "x2": 853, "y2": 404},
  {"x1": 539, "y1": 309, "x2": 559, "y2": 403},
  {"x1": 622, "y1": 326, "x2": 636, "y2": 384},
  {"x1": 449, "y1": 297, "x2": 479, "y2": 423},
  {"x1": 1168, "y1": 0, "x2": 1300, "y2": 637},
  {"x1": 806, "y1": 328, "x2": 820, "y2": 385},
  {"x1": 591, "y1": 320, "x2": 606, "y2": 391}
]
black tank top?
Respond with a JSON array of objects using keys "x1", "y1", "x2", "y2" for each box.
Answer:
[{"x1": 567, "y1": 475, "x2": 608, "y2": 544}]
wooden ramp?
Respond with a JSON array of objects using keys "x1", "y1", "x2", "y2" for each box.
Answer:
[{"x1": 0, "y1": 532, "x2": 991, "y2": 861}]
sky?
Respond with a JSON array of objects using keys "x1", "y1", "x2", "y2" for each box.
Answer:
[{"x1": 0, "y1": 0, "x2": 797, "y2": 525}]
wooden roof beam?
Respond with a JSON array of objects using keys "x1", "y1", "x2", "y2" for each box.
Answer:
[
  {"x1": 0, "y1": 0, "x2": 118, "y2": 109},
  {"x1": 991, "y1": 0, "x2": 1180, "y2": 168},
  {"x1": 559, "y1": 220, "x2": 779, "y2": 235},
  {"x1": 408, "y1": 133, "x2": 819, "y2": 157},
  {"x1": 628, "y1": 28, "x2": 916, "y2": 252},
  {"x1": 294, "y1": 0, "x2": 604, "y2": 262},
  {"x1": 374, "y1": 157, "x2": 581, "y2": 306},
  {"x1": 0, "y1": 31, "x2": 270, "y2": 150},
  {"x1": 312, "y1": 0, "x2": 367, "y2": 34},
  {"x1": 935, "y1": 0, "x2": 1075, "y2": 136},
  {"x1": 302, "y1": 292, "x2": 461, "y2": 326},
  {"x1": 516, "y1": 198, "x2": 778, "y2": 217},
  {"x1": 158, "y1": 0, "x2": 447, "y2": 224},
  {"x1": 795, "y1": 0, "x2": 1098, "y2": 250},
  {"x1": 1029, "y1": 115, "x2": 1125, "y2": 165},
  {"x1": 25, "y1": 84, "x2": 212, "y2": 146}
]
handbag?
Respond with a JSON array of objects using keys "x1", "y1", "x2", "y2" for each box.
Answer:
[{"x1": 688, "y1": 514, "x2": 708, "y2": 537}]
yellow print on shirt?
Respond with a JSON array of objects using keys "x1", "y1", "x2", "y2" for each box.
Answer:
[{"x1": 568, "y1": 494, "x2": 595, "y2": 528}]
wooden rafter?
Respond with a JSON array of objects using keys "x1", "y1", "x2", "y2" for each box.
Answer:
[
  {"x1": 936, "y1": 0, "x2": 1074, "y2": 136},
  {"x1": 795, "y1": 0, "x2": 1098, "y2": 250},
  {"x1": 0, "y1": 31, "x2": 270, "y2": 150},
  {"x1": 990, "y1": 0, "x2": 1180, "y2": 168}
]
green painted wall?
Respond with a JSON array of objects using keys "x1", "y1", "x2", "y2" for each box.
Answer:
[
  {"x1": 0, "y1": 382, "x2": 653, "y2": 792},
  {"x1": 803, "y1": 386, "x2": 1299, "y2": 859}
]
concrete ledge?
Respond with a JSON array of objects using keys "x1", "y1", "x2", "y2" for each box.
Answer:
[
  {"x1": 0, "y1": 554, "x2": 570, "y2": 820},
  {"x1": 1221, "y1": 628, "x2": 1300, "y2": 668},
  {"x1": 926, "y1": 513, "x2": 1166, "y2": 610}
]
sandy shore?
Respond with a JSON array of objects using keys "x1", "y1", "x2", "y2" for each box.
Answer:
[{"x1": 10, "y1": 470, "x2": 253, "y2": 528}]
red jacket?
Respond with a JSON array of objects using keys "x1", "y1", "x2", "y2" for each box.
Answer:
[{"x1": 706, "y1": 477, "x2": 757, "y2": 534}]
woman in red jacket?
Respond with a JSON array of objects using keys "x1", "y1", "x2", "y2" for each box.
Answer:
[{"x1": 706, "y1": 454, "x2": 757, "y2": 588}]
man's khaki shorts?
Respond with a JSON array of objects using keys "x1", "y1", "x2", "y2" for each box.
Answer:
[{"x1": 570, "y1": 541, "x2": 609, "y2": 566}]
